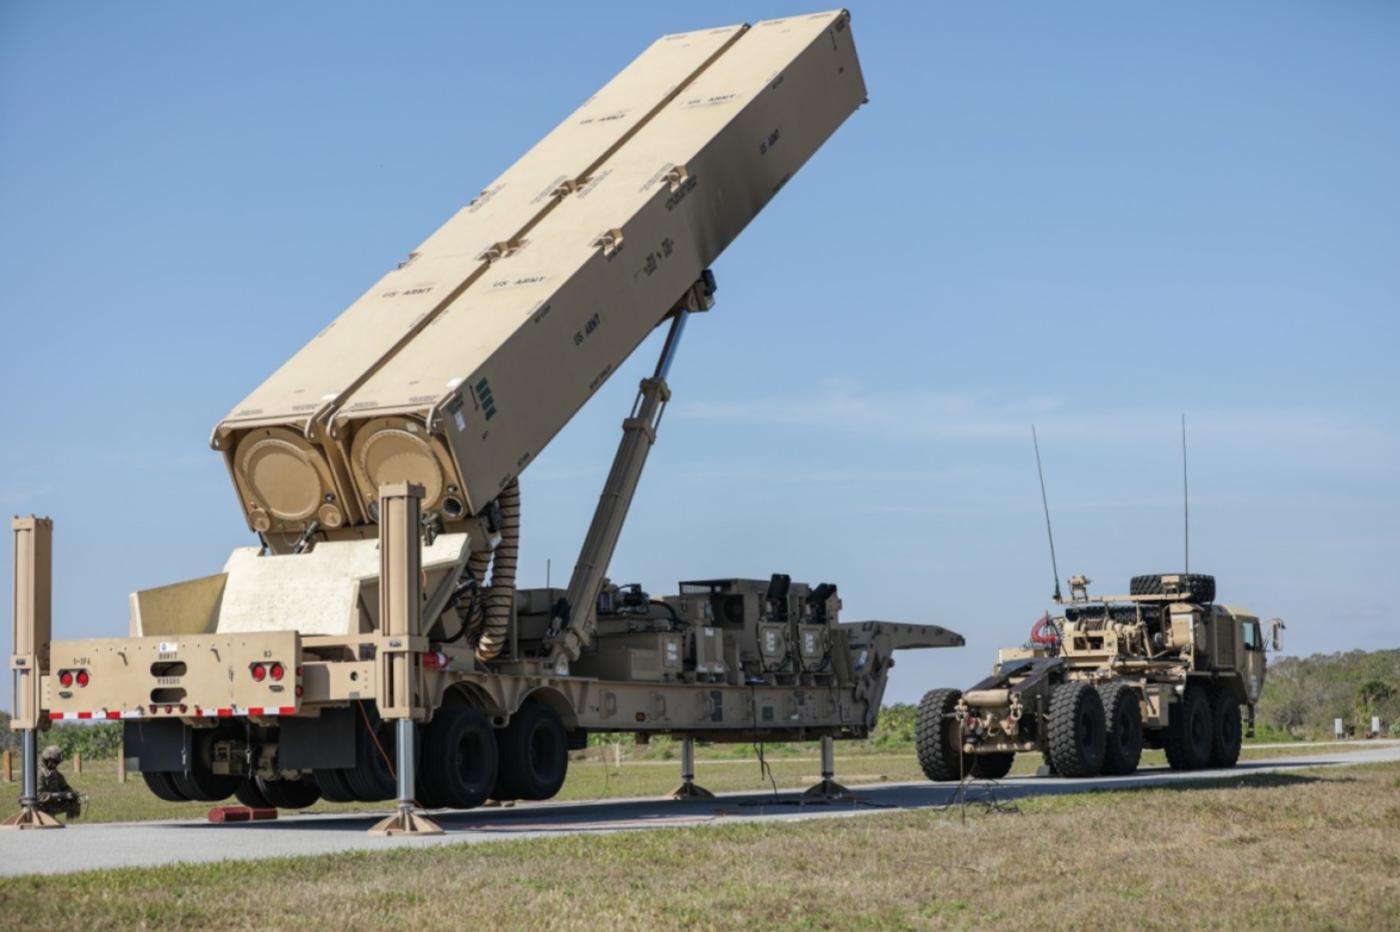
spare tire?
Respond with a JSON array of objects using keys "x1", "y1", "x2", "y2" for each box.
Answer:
[{"x1": 1130, "y1": 573, "x2": 1215, "y2": 603}]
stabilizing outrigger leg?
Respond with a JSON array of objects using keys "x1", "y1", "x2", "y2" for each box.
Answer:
[
  {"x1": 803, "y1": 736, "x2": 853, "y2": 800},
  {"x1": 369, "y1": 484, "x2": 443, "y2": 837},
  {"x1": 669, "y1": 737, "x2": 715, "y2": 800},
  {"x1": 3, "y1": 517, "x2": 63, "y2": 830}
]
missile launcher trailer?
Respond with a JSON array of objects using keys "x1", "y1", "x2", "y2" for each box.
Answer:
[
  {"x1": 7, "y1": 11, "x2": 966, "y2": 831},
  {"x1": 916, "y1": 573, "x2": 1282, "y2": 781}
]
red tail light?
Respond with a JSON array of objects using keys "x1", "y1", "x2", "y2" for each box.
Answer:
[
  {"x1": 251, "y1": 663, "x2": 267, "y2": 682},
  {"x1": 269, "y1": 662, "x2": 285, "y2": 681},
  {"x1": 59, "y1": 670, "x2": 74, "y2": 688},
  {"x1": 76, "y1": 670, "x2": 91, "y2": 687}
]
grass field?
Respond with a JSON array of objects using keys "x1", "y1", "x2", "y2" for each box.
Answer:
[
  {"x1": 8, "y1": 738, "x2": 1373, "y2": 825},
  {"x1": 2, "y1": 760, "x2": 1396, "y2": 930}
]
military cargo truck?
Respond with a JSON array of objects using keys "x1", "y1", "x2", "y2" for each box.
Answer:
[
  {"x1": 7, "y1": 11, "x2": 965, "y2": 833},
  {"x1": 916, "y1": 573, "x2": 1284, "y2": 781}
]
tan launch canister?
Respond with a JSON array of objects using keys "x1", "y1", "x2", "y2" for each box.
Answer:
[{"x1": 213, "y1": 11, "x2": 865, "y2": 534}]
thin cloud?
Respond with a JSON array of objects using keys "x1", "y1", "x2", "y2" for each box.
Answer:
[{"x1": 675, "y1": 382, "x2": 1398, "y2": 456}]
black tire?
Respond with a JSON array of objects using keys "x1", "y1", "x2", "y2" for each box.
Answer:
[
  {"x1": 171, "y1": 729, "x2": 239, "y2": 802},
  {"x1": 420, "y1": 708, "x2": 499, "y2": 810},
  {"x1": 1164, "y1": 683, "x2": 1213, "y2": 770},
  {"x1": 171, "y1": 767, "x2": 239, "y2": 802},
  {"x1": 1046, "y1": 682, "x2": 1106, "y2": 777},
  {"x1": 1098, "y1": 683, "x2": 1144, "y2": 776},
  {"x1": 257, "y1": 775, "x2": 322, "y2": 809},
  {"x1": 233, "y1": 778, "x2": 273, "y2": 808},
  {"x1": 141, "y1": 771, "x2": 188, "y2": 802},
  {"x1": 313, "y1": 767, "x2": 358, "y2": 802},
  {"x1": 1130, "y1": 573, "x2": 1216, "y2": 603},
  {"x1": 1208, "y1": 687, "x2": 1242, "y2": 768},
  {"x1": 494, "y1": 702, "x2": 569, "y2": 801},
  {"x1": 969, "y1": 753, "x2": 1015, "y2": 780},
  {"x1": 915, "y1": 688, "x2": 969, "y2": 782},
  {"x1": 344, "y1": 705, "x2": 397, "y2": 802}
]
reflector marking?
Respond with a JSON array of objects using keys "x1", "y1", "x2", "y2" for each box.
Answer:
[{"x1": 46, "y1": 705, "x2": 294, "y2": 720}]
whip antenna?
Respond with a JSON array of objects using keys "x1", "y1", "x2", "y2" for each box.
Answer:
[
  {"x1": 1032, "y1": 425, "x2": 1062, "y2": 601},
  {"x1": 1181, "y1": 413, "x2": 1189, "y2": 574}
]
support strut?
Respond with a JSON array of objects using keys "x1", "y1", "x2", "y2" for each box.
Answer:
[
  {"x1": 369, "y1": 484, "x2": 443, "y2": 837},
  {"x1": 803, "y1": 736, "x2": 853, "y2": 800},
  {"x1": 547, "y1": 274, "x2": 715, "y2": 669},
  {"x1": 668, "y1": 736, "x2": 715, "y2": 800},
  {"x1": 3, "y1": 517, "x2": 62, "y2": 830}
]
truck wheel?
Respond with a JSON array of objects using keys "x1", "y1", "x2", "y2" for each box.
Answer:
[
  {"x1": 421, "y1": 708, "x2": 499, "y2": 809},
  {"x1": 313, "y1": 768, "x2": 358, "y2": 802},
  {"x1": 257, "y1": 775, "x2": 322, "y2": 809},
  {"x1": 494, "y1": 702, "x2": 569, "y2": 801},
  {"x1": 1046, "y1": 682, "x2": 1106, "y2": 777},
  {"x1": 1098, "y1": 683, "x2": 1143, "y2": 776},
  {"x1": 234, "y1": 778, "x2": 273, "y2": 808},
  {"x1": 172, "y1": 767, "x2": 238, "y2": 802},
  {"x1": 345, "y1": 708, "x2": 397, "y2": 802},
  {"x1": 1129, "y1": 573, "x2": 1215, "y2": 603},
  {"x1": 969, "y1": 753, "x2": 1014, "y2": 780},
  {"x1": 915, "y1": 688, "x2": 969, "y2": 782},
  {"x1": 1208, "y1": 687, "x2": 1242, "y2": 768},
  {"x1": 173, "y1": 729, "x2": 240, "y2": 801},
  {"x1": 1164, "y1": 683, "x2": 1213, "y2": 770},
  {"x1": 141, "y1": 771, "x2": 188, "y2": 802}
]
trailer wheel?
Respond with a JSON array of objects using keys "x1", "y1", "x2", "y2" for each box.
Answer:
[
  {"x1": 141, "y1": 771, "x2": 188, "y2": 802},
  {"x1": 1129, "y1": 573, "x2": 1216, "y2": 603},
  {"x1": 1046, "y1": 682, "x2": 1106, "y2": 777},
  {"x1": 1208, "y1": 687, "x2": 1242, "y2": 768},
  {"x1": 1164, "y1": 683, "x2": 1213, "y2": 770},
  {"x1": 234, "y1": 778, "x2": 273, "y2": 808},
  {"x1": 313, "y1": 767, "x2": 358, "y2": 802},
  {"x1": 257, "y1": 775, "x2": 322, "y2": 809},
  {"x1": 915, "y1": 688, "x2": 969, "y2": 781},
  {"x1": 421, "y1": 708, "x2": 499, "y2": 809},
  {"x1": 345, "y1": 705, "x2": 397, "y2": 802},
  {"x1": 494, "y1": 702, "x2": 569, "y2": 801},
  {"x1": 969, "y1": 753, "x2": 1014, "y2": 780},
  {"x1": 1098, "y1": 683, "x2": 1144, "y2": 776},
  {"x1": 172, "y1": 729, "x2": 240, "y2": 801}
]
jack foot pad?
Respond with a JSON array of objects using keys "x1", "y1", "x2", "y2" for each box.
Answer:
[
  {"x1": 803, "y1": 778, "x2": 853, "y2": 800},
  {"x1": 0, "y1": 806, "x2": 64, "y2": 830},
  {"x1": 369, "y1": 808, "x2": 444, "y2": 836},
  {"x1": 669, "y1": 781, "x2": 716, "y2": 800}
]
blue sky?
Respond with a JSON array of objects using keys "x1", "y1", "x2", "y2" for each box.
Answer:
[{"x1": 2, "y1": 2, "x2": 1396, "y2": 705}]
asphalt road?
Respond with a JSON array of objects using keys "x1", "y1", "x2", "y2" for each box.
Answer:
[{"x1": 3, "y1": 743, "x2": 1398, "y2": 878}]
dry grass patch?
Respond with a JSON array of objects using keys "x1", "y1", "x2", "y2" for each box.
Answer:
[{"x1": 3, "y1": 762, "x2": 1398, "y2": 930}]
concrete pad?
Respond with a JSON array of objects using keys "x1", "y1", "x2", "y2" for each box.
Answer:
[{"x1": 2, "y1": 744, "x2": 1397, "y2": 878}]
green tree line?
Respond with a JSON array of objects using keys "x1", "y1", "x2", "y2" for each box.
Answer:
[{"x1": 1258, "y1": 649, "x2": 1400, "y2": 738}]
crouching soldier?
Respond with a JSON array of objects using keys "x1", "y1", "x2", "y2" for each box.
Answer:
[{"x1": 37, "y1": 745, "x2": 82, "y2": 820}]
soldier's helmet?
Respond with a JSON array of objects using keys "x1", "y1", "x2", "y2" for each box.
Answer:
[{"x1": 41, "y1": 745, "x2": 64, "y2": 767}]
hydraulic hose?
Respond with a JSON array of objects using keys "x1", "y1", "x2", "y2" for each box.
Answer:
[
  {"x1": 1030, "y1": 614, "x2": 1060, "y2": 647},
  {"x1": 475, "y1": 479, "x2": 520, "y2": 661}
]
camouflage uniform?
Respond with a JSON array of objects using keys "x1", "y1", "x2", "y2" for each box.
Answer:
[{"x1": 37, "y1": 745, "x2": 81, "y2": 820}]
